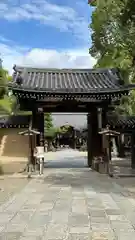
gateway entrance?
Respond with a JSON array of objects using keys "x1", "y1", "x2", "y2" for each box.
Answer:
[{"x1": 8, "y1": 66, "x2": 133, "y2": 168}]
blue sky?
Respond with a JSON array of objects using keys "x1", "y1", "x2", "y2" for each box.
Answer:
[
  {"x1": 0, "y1": 0, "x2": 96, "y2": 74},
  {"x1": 0, "y1": 0, "x2": 96, "y2": 125}
]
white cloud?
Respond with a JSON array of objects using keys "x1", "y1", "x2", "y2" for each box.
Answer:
[
  {"x1": 0, "y1": 0, "x2": 89, "y2": 43},
  {"x1": 0, "y1": 39, "x2": 96, "y2": 74},
  {"x1": 0, "y1": 1, "x2": 92, "y2": 125},
  {"x1": 0, "y1": 35, "x2": 94, "y2": 126}
]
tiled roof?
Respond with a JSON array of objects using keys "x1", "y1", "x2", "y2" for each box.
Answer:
[
  {"x1": 81, "y1": 115, "x2": 135, "y2": 132},
  {"x1": 108, "y1": 115, "x2": 135, "y2": 130},
  {"x1": 0, "y1": 115, "x2": 31, "y2": 128},
  {"x1": 10, "y1": 66, "x2": 131, "y2": 94},
  {"x1": 0, "y1": 114, "x2": 135, "y2": 130}
]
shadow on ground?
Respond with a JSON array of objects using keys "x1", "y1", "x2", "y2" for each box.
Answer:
[
  {"x1": 45, "y1": 155, "x2": 88, "y2": 168},
  {"x1": 42, "y1": 149, "x2": 135, "y2": 198},
  {"x1": 42, "y1": 168, "x2": 135, "y2": 201}
]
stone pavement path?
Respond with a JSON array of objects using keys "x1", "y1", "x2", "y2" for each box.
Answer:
[
  {"x1": 0, "y1": 178, "x2": 29, "y2": 206},
  {"x1": 1, "y1": 150, "x2": 135, "y2": 239}
]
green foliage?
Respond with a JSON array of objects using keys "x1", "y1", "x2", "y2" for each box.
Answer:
[
  {"x1": 44, "y1": 113, "x2": 53, "y2": 130},
  {"x1": 45, "y1": 127, "x2": 58, "y2": 138},
  {"x1": 0, "y1": 68, "x2": 7, "y2": 98},
  {"x1": 120, "y1": 0, "x2": 135, "y2": 26},
  {"x1": 0, "y1": 95, "x2": 16, "y2": 114},
  {"x1": 89, "y1": 0, "x2": 135, "y2": 115},
  {"x1": 7, "y1": 75, "x2": 12, "y2": 81},
  {"x1": 88, "y1": 0, "x2": 97, "y2": 7},
  {"x1": 90, "y1": 0, "x2": 131, "y2": 72},
  {"x1": 44, "y1": 115, "x2": 72, "y2": 138},
  {"x1": 60, "y1": 125, "x2": 72, "y2": 133},
  {"x1": 44, "y1": 113, "x2": 56, "y2": 138},
  {"x1": 0, "y1": 65, "x2": 16, "y2": 115}
]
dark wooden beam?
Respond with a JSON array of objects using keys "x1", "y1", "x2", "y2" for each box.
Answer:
[
  {"x1": 36, "y1": 108, "x2": 44, "y2": 147},
  {"x1": 117, "y1": 134, "x2": 125, "y2": 158},
  {"x1": 32, "y1": 107, "x2": 37, "y2": 129},
  {"x1": 102, "y1": 108, "x2": 108, "y2": 128},
  {"x1": 18, "y1": 99, "x2": 111, "y2": 112},
  {"x1": 87, "y1": 113, "x2": 92, "y2": 167},
  {"x1": 87, "y1": 108, "x2": 103, "y2": 167},
  {"x1": 131, "y1": 133, "x2": 135, "y2": 169}
]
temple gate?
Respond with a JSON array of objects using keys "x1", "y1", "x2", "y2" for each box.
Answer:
[{"x1": 7, "y1": 66, "x2": 134, "y2": 168}]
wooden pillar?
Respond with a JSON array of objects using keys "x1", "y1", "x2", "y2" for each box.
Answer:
[
  {"x1": 131, "y1": 133, "x2": 135, "y2": 168},
  {"x1": 74, "y1": 129, "x2": 76, "y2": 149},
  {"x1": 98, "y1": 108, "x2": 102, "y2": 130},
  {"x1": 101, "y1": 107, "x2": 108, "y2": 161},
  {"x1": 117, "y1": 134, "x2": 125, "y2": 158},
  {"x1": 115, "y1": 136, "x2": 119, "y2": 156},
  {"x1": 37, "y1": 108, "x2": 44, "y2": 147},
  {"x1": 87, "y1": 113, "x2": 92, "y2": 167},
  {"x1": 32, "y1": 107, "x2": 44, "y2": 147},
  {"x1": 87, "y1": 108, "x2": 102, "y2": 167},
  {"x1": 31, "y1": 107, "x2": 37, "y2": 164},
  {"x1": 32, "y1": 107, "x2": 39, "y2": 146},
  {"x1": 102, "y1": 107, "x2": 107, "y2": 128},
  {"x1": 32, "y1": 107, "x2": 37, "y2": 129}
]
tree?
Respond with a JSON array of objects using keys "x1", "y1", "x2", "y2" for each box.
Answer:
[
  {"x1": 44, "y1": 113, "x2": 55, "y2": 137},
  {"x1": 0, "y1": 60, "x2": 16, "y2": 114},
  {"x1": 44, "y1": 114, "x2": 72, "y2": 138},
  {"x1": 120, "y1": 0, "x2": 135, "y2": 27},
  {"x1": 44, "y1": 113, "x2": 53, "y2": 130},
  {"x1": 60, "y1": 125, "x2": 72, "y2": 134},
  {"x1": 44, "y1": 113, "x2": 64, "y2": 138},
  {"x1": 89, "y1": 0, "x2": 135, "y2": 115},
  {"x1": 0, "y1": 67, "x2": 7, "y2": 98}
]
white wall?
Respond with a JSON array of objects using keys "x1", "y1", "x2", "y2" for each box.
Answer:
[{"x1": 52, "y1": 113, "x2": 87, "y2": 128}]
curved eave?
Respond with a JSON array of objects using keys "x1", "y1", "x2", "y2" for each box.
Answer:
[
  {"x1": 110, "y1": 126, "x2": 135, "y2": 134},
  {"x1": 107, "y1": 113, "x2": 135, "y2": 132},
  {"x1": 125, "y1": 84, "x2": 135, "y2": 91},
  {"x1": 8, "y1": 85, "x2": 131, "y2": 94}
]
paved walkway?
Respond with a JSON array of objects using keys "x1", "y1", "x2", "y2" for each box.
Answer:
[{"x1": 1, "y1": 150, "x2": 135, "y2": 239}]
